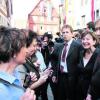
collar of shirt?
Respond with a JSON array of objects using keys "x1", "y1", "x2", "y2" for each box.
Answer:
[
  {"x1": 0, "y1": 71, "x2": 18, "y2": 84},
  {"x1": 64, "y1": 38, "x2": 73, "y2": 46},
  {"x1": 68, "y1": 38, "x2": 74, "y2": 46}
]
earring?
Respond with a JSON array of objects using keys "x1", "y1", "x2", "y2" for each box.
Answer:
[{"x1": 13, "y1": 55, "x2": 16, "y2": 58}]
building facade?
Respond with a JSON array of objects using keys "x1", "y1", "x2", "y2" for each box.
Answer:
[
  {"x1": 64, "y1": 0, "x2": 93, "y2": 29},
  {"x1": 0, "y1": 0, "x2": 12, "y2": 26},
  {"x1": 94, "y1": 0, "x2": 100, "y2": 21},
  {"x1": 64, "y1": 0, "x2": 98, "y2": 30},
  {"x1": 28, "y1": 0, "x2": 100, "y2": 32},
  {"x1": 28, "y1": 0, "x2": 59, "y2": 36}
]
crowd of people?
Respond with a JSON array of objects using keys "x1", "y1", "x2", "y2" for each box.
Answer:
[{"x1": 0, "y1": 18, "x2": 100, "y2": 100}]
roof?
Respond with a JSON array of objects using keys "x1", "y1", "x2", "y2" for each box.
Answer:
[{"x1": 28, "y1": 0, "x2": 59, "y2": 17}]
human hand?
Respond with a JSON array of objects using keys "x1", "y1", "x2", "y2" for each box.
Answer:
[
  {"x1": 52, "y1": 76, "x2": 57, "y2": 83},
  {"x1": 43, "y1": 68, "x2": 53, "y2": 76},
  {"x1": 38, "y1": 74, "x2": 48, "y2": 85},
  {"x1": 23, "y1": 72, "x2": 37, "y2": 88},
  {"x1": 30, "y1": 72, "x2": 37, "y2": 82},
  {"x1": 20, "y1": 88, "x2": 36, "y2": 100}
]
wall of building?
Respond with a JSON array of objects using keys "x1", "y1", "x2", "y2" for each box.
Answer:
[
  {"x1": 79, "y1": 0, "x2": 92, "y2": 28},
  {"x1": 28, "y1": 0, "x2": 59, "y2": 37},
  {"x1": 65, "y1": 0, "x2": 95, "y2": 30},
  {"x1": 0, "y1": 0, "x2": 8, "y2": 26},
  {"x1": 94, "y1": 0, "x2": 100, "y2": 21},
  {"x1": 0, "y1": 0, "x2": 12, "y2": 26}
]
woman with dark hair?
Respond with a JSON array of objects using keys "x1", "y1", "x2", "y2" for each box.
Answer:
[
  {"x1": 86, "y1": 53, "x2": 100, "y2": 100},
  {"x1": 86, "y1": 18, "x2": 100, "y2": 100},
  {"x1": 76, "y1": 30, "x2": 100, "y2": 100},
  {"x1": 0, "y1": 27, "x2": 36, "y2": 100},
  {"x1": 16, "y1": 29, "x2": 51, "y2": 100}
]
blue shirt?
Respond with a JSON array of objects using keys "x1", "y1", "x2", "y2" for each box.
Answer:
[
  {"x1": 0, "y1": 71, "x2": 24, "y2": 100},
  {"x1": 36, "y1": 50, "x2": 46, "y2": 71}
]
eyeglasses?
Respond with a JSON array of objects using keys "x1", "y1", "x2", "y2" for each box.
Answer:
[{"x1": 95, "y1": 27, "x2": 100, "y2": 31}]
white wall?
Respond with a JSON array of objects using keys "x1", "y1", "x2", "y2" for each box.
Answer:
[
  {"x1": 94, "y1": 0, "x2": 100, "y2": 20},
  {"x1": 11, "y1": 0, "x2": 38, "y2": 28}
]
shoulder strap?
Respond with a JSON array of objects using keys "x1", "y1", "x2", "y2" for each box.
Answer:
[
  {"x1": 24, "y1": 58, "x2": 40, "y2": 79},
  {"x1": 0, "y1": 78, "x2": 25, "y2": 92}
]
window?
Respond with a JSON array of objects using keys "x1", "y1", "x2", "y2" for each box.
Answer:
[
  {"x1": 94, "y1": 11, "x2": 95, "y2": 20},
  {"x1": 96, "y1": 9, "x2": 99, "y2": 18},
  {"x1": 40, "y1": 26, "x2": 42, "y2": 30},
  {"x1": 0, "y1": 0, "x2": 2, "y2": 4},
  {"x1": 81, "y1": 15, "x2": 86, "y2": 28}
]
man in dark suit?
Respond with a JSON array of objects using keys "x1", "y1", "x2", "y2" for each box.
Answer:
[{"x1": 52, "y1": 24, "x2": 82, "y2": 100}]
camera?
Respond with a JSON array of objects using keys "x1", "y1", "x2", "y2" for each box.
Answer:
[{"x1": 23, "y1": 74, "x2": 31, "y2": 88}]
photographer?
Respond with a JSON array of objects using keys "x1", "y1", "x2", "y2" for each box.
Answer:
[
  {"x1": 41, "y1": 32, "x2": 53, "y2": 66},
  {"x1": 55, "y1": 32, "x2": 64, "y2": 43},
  {"x1": 41, "y1": 32, "x2": 59, "y2": 100}
]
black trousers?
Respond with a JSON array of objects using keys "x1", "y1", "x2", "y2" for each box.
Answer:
[
  {"x1": 76, "y1": 79, "x2": 90, "y2": 100},
  {"x1": 40, "y1": 79, "x2": 49, "y2": 100},
  {"x1": 57, "y1": 73, "x2": 76, "y2": 100},
  {"x1": 40, "y1": 78, "x2": 58, "y2": 100},
  {"x1": 49, "y1": 78, "x2": 58, "y2": 100},
  {"x1": 91, "y1": 85, "x2": 100, "y2": 100}
]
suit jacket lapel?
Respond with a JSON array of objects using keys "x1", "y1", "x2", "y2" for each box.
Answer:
[
  {"x1": 67, "y1": 40, "x2": 75, "y2": 58},
  {"x1": 59, "y1": 44, "x2": 64, "y2": 60}
]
